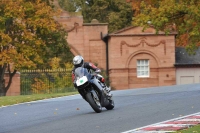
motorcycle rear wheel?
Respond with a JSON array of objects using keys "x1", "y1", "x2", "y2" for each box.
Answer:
[{"x1": 86, "y1": 92, "x2": 102, "y2": 113}]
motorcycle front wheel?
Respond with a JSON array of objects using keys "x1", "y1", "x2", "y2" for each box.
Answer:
[
  {"x1": 86, "y1": 92, "x2": 102, "y2": 113},
  {"x1": 105, "y1": 98, "x2": 115, "y2": 110}
]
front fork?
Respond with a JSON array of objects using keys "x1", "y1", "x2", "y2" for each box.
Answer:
[
  {"x1": 90, "y1": 82, "x2": 109, "y2": 107},
  {"x1": 78, "y1": 78, "x2": 110, "y2": 107}
]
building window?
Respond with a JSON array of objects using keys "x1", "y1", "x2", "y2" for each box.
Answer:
[{"x1": 137, "y1": 60, "x2": 149, "y2": 77}]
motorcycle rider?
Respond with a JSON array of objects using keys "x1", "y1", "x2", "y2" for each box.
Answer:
[{"x1": 71, "y1": 55, "x2": 111, "y2": 97}]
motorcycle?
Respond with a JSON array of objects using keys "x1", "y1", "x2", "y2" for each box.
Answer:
[{"x1": 74, "y1": 67, "x2": 114, "y2": 113}]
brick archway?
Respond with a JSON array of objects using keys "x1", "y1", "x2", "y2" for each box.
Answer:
[
  {"x1": 126, "y1": 50, "x2": 160, "y2": 88},
  {"x1": 126, "y1": 50, "x2": 160, "y2": 68}
]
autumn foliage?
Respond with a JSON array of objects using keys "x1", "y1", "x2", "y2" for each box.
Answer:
[
  {"x1": 131, "y1": 0, "x2": 200, "y2": 54},
  {"x1": 0, "y1": 0, "x2": 73, "y2": 96},
  {"x1": 0, "y1": 0, "x2": 69, "y2": 69}
]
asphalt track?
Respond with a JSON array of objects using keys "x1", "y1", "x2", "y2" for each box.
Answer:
[{"x1": 1, "y1": 83, "x2": 200, "y2": 133}]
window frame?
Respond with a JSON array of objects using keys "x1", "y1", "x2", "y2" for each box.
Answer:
[{"x1": 137, "y1": 59, "x2": 150, "y2": 78}]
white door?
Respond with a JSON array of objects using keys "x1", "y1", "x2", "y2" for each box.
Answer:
[{"x1": 176, "y1": 68, "x2": 200, "y2": 85}]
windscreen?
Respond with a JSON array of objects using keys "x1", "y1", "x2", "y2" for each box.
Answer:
[{"x1": 74, "y1": 67, "x2": 90, "y2": 79}]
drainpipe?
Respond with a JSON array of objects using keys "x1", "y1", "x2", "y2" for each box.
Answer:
[{"x1": 101, "y1": 32, "x2": 109, "y2": 85}]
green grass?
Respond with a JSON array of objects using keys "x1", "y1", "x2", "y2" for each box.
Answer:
[
  {"x1": 174, "y1": 124, "x2": 200, "y2": 133},
  {"x1": 0, "y1": 92, "x2": 78, "y2": 107}
]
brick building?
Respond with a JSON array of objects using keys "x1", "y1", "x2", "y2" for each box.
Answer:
[
  {"x1": 106, "y1": 26, "x2": 177, "y2": 89},
  {"x1": 66, "y1": 19, "x2": 177, "y2": 89},
  {"x1": 51, "y1": 0, "x2": 177, "y2": 90},
  {"x1": 61, "y1": 10, "x2": 200, "y2": 90}
]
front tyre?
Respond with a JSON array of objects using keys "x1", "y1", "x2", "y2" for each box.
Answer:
[
  {"x1": 105, "y1": 98, "x2": 115, "y2": 110},
  {"x1": 86, "y1": 92, "x2": 102, "y2": 113}
]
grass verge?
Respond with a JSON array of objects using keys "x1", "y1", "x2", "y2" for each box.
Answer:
[
  {"x1": 0, "y1": 92, "x2": 78, "y2": 107},
  {"x1": 174, "y1": 124, "x2": 200, "y2": 133}
]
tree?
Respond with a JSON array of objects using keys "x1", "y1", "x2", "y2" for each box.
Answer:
[
  {"x1": 132, "y1": 0, "x2": 200, "y2": 54},
  {"x1": 58, "y1": 0, "x2": 77, "y2": 12},
  {"x1": 0, "y1": 0, "x2": 73, "y2": 96},
  {"x1": 59, "y1": 0, "x2": 133, "y2": 33},
  {"x1": 129, "y1": 0, "x2": 159, "y2": 16}
]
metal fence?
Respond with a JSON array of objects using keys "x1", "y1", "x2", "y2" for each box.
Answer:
[{"x1": 20, "y1": 69, "x2": 75, "y2": 95}]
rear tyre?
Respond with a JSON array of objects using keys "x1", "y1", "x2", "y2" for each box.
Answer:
[{"x1": 86, "y1": 92, "x2": 102, "y2": 113}]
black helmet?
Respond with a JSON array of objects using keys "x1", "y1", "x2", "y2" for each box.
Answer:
[{"x1": 73, "y1": 55, "x2": 84, "y2": 67}]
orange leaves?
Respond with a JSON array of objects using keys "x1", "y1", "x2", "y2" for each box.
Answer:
[
  {"x1": 4, "y1": 0, "x2": 25, "y2": 18},
  {"x1": 131, "y1": 0, "x2": 157, "y2": 16},
  {"x1": 0, "y1": 32, "x2": 12, "y2": 45},
  {"x1": 49, "y1": 57, "x2": 61, "y2": 70},
  {"x1": 131, "y1": 1, "x2": 141, "y2": 16},
  {"x1": 176, "y1": 34, "x2": 189, "y2": 47},
  {"x1": 0, "y1": 0, "x2": 67, "y2": 70},
  {"x1": 133, "y1": 0, "x2": 200, "y2": 49},
  {"x1": 33, "y1": 2, "x2": 58, "y2": 31},
  {"x1": 31, "y1": 78, "x2": 50, "y2": 94},
  {"x1": 0, "y1": 46, "x2": 36, "y2": 70},
  {"x1": 0, "y1": 46, "x2": 17, "y2": 65}
]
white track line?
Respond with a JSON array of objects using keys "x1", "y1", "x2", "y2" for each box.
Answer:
[
  {"x1": 134, "y1": 131, "x2": 174, "y2": 133},
  {"x1": 121, "y1": 112, "x2": 200, "y2": 133},
  {"x1": 0, "y1": 94, "x2": 79, "y2": 108}
]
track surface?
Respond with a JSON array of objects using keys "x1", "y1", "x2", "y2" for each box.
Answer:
[{"x1": 1, "y1": 84, "x2": 200, "y2": 133}]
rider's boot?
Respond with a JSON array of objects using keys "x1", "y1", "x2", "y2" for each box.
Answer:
[{"x1": 104, "y1": 86, "x2": 112, "y2": 98}]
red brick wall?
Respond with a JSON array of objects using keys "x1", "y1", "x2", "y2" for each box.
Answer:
[
  {"x1": 108, "y1": 27, "x2": 176, "y2": 89},
  {"x1": 67, "y1": 21, "x2": 108, "y2": 69},
  {"x1": 65, "y1": 20, "x2": 177, "y2": 90},
  {"x1": 5, "y1": 73, "x2": 20, "y2": 96}
]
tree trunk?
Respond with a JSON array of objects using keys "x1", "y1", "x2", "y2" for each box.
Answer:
[
  {"x1": 0, "y1": 79, "x2": 6, "y2": 96},
  {"x1": 0, "y1": 64, "x2": 7, "y2": 96},
  {"x1": 0, "y1": 64, "x2": 17, "y2": 97}
]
